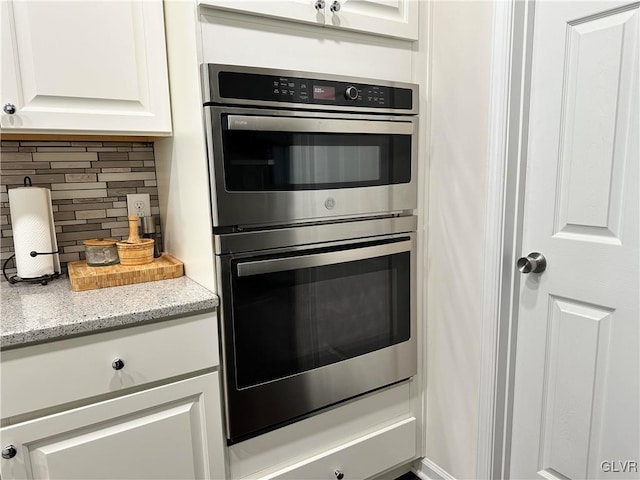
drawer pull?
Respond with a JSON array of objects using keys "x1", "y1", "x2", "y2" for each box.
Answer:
[
  {"x1": 2, "y1": 445, "x2": 17, "y2": 459},
  {"x1": 334, "y1": 470, "x2": 344, "y2": 480},
  {"x1": 3, "y1": 103, "x2": 16, "y2": 115},
  {"x1": 111, "y1": 358, "x2": 125, "y2": 370}
]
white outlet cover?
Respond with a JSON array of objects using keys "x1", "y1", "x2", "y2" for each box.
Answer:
[{"x1": 126, "y1": 193, "x2": 151, "y2": 217}]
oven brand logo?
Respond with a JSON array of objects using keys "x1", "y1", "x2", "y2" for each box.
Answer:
[{"x1": 232, "y1": 120, "x2": 248, "y2": 126}]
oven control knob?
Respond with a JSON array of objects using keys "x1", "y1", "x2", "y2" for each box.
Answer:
[{"x1": 344, "y1": 86, "x2": 358, "y2": 100}]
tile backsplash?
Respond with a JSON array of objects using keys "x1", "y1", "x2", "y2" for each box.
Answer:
[{"x1": 0, "y1": 140, "x2": 161, "y2": 274}]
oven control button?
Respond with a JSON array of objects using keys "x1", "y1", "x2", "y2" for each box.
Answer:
[
  {"x1": 344, "y1": 86, "x2": 358, "y2": 100},
  {"x1": 324, "y1": 197, "x2": 336, "y2": 210}
]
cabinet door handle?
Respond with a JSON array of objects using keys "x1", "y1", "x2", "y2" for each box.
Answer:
[
  {"x1": 112, "y1": 358, "x2": 125, "y2": 370},
  {"x1": 314, "y1": 0, "x2": 325, "y2": 10},
  {"x1": 2, "y1": 445, "x2": 17, "y2": 459},
  {"x1": 3, "y1": 103, "x2": 16, "y2": 115},
  {"x1": 330, "y1": 1, "x2": 341, "y2": 12}
]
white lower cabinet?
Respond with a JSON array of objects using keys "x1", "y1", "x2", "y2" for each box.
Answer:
[
  {"x1": 1, "y1": 312, "x2": 219, "y2": 420},
  {"x1": 264, "y1": 418, "x2": 417, "y2": 480},
  {"x1": 0, "y1": 313, "x2": 226, "y2": 480},
  {"x1": 0, "y1": 373, "x2": 225, "y2": 480}
]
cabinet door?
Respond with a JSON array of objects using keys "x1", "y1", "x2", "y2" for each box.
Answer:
[
  {"x1": 199, "y1": 0, "x2": 417, "y2": 40},
  {"x1": 200, "y1": 0, "x2": 324, "y2": 27},
  {"x1": 0, "y1": 373, "x2": 225, "y2": 480},
  {"x1": 327, "y1": 0, "x2": 418, "y2": 40},
  {"x1": 0, "y1": 0, "x2": 171, "y2": 135}
]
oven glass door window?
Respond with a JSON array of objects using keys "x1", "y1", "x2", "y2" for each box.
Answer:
[
  {"x1": 222, "y1": 124, "x2": 412, "y2": 191},
  {"x1": 230, "y1": 248, "x2": 411, "y2": 390}
]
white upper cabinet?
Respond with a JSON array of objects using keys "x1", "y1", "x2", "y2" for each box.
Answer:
[
  {"x1": 325, "y1": 0, "x2": 418, "y2": 40},
  {"x1": 0, "y1": 1, "x2": 171, "y2": 135},
  {"x1": 202, "y1": 0, "x2": 326, "y2": 26},
  {"x1": 199, "y1": 0, "x2": 419, "y2": 40}
]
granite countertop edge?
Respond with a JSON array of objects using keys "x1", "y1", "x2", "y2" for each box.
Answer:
[{"x1": 1, "y1": 277, "x2": 219, "y2": 349}]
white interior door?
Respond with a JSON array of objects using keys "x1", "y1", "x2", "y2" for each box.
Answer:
[{"x1": 510, "y1": 2, "x2": 639, "y2": 479}]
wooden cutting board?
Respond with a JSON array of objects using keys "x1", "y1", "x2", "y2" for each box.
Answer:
[{"x1": 68, "y1": 253, "x2": 184, "y2": 292}]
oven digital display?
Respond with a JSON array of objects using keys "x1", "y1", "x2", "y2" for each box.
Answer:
[{"x1": 313, "y1": 85, "x2": 335, "y2": 100}]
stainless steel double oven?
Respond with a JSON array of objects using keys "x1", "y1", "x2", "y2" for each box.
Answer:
[{"x1": 203, "y1": 64, "x2": 419, "y2": 444}]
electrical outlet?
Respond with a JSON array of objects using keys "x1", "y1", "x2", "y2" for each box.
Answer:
[{"x1": 126, "y1": 193, "x2": 151, "y2": 217}]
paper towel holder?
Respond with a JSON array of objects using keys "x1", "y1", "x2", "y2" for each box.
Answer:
[
  {"x1": 30, "y1": 250, "x2": 60, "y2": 258},
  {"x1": 3, "y1": 176, "x2": 63, "y2": 286},
  {"x1": 3, "y1": 253, "x2": 62, "y2": 286}
]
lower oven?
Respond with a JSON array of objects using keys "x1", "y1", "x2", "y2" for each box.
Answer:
[{"x1": 215, "y1": 216, "x2": 417, "y2": 444}]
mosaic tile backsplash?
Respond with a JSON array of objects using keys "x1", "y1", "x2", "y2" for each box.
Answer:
[{"x1": 0, "y1": 140, "x2": 161, "y2": 275}]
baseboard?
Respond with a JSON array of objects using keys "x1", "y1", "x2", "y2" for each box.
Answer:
[{"x1": 414, "y1": 458, "x2": 456, "y2": 480}]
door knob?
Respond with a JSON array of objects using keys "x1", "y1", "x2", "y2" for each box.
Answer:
[
  {"x1": 330, "y1": 0, "x2": 341, "y2": 12},
  {"x1": 314, "y1": 0, "x2": 324, "y2": 10},
  {"x1": 517, "y1": 252, "x2": 546, "y2": 274},
  {"x1": 2, "y1": 445, "x2": 17, "y2": 459}
]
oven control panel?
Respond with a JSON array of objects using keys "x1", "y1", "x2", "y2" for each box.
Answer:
[{"x1": 214, "y1": 69, "x2": 414, "y2": 111}]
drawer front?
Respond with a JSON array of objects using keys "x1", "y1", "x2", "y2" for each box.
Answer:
[
  {"x1": 1, "y1": 311, "x2": 218, "y2": 419},
  {"x1": 265, "y1": 417, "x2": 417, "y2": 480}
]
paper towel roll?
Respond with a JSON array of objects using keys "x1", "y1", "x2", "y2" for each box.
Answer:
[{"x1": 8, "y1": 186, "x2": 60, "y2": 279}]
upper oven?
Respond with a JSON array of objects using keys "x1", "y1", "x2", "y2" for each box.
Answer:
[{"x1": 202, "y1": 64, "x2": 419, "y2": 229}]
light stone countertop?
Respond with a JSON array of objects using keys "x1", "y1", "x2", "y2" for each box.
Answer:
[{"x1": 0, "y1": 276, "x2": 219, "y2": 349}]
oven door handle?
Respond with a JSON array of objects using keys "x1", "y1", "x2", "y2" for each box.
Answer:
[
  {"x1": 236, "y1": 240, "x2": 411, "y2": 277},
  {"x1": 226, "y1": 115, "x2": 414, "y2": 135}
]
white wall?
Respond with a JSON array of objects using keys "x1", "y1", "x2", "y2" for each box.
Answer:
[{"x1": 424, "y1": 2, "x2": 494, "y2": 478}]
